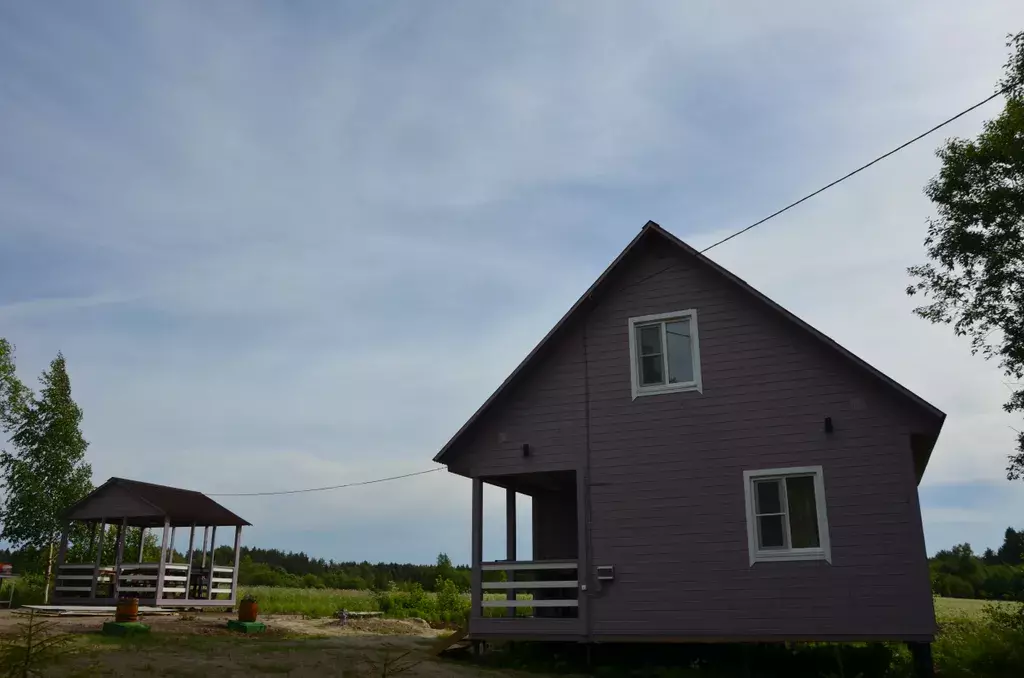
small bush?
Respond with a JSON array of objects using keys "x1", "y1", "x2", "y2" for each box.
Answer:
[
  {"x1": 373, "y1": 582, "x2": 435, "y2": 620},
  {"x1": 434, "y1": 577, "x2": 469, "y2": 624},
  {"x1": 1, "y1": 575, "x2": 45, "y2": 608}
]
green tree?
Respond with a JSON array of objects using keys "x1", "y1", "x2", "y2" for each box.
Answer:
[
  {"x1": 0, "y1": 339, "x2": 30, "y2": 437},
  {"x1": 0, "y1": 354, "x2": 93, "y2": 602},
  {"x1": 997, "y1": 527, "x2": 1024, "y2": 564},
  {"x1": 907, "y1": 32, "x2": 1024, "y2": 478}
]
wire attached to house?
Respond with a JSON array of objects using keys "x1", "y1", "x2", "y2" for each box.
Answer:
[
  {"x1": 697, "y1": 85, "x2": 1011, "y2": 254},
  {"x1": 207, "y1": 467, "x2": 445, "y2": 497},
  {"x1": 209, "y1": 89, "x2": 1010, "y2": 501}
]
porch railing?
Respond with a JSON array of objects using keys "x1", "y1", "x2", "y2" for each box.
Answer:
[
  {"x1": 55, "y1": 562, "x2": 236, "y2": 600},
  {"x1": 479, "y1": 560, "x2": 579, "y2": 616}
]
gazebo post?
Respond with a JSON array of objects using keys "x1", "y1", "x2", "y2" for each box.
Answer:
[
  {"x1": 91, "y1": 520, "x2": 106, "y2": 599},
  {"x1": 51, "y1": 524, "x2": 70, "y2": 604},
  {"x1": 207, "y1": 526, "x2": 217, "y2": 599},
  {"x1": 112, "y1": 518, "x2": 127, "y2": 600},
  {"x1": 155, "y1": 517, "x2": 170, "y2": 602},
  {"x1": 168, "y1": 527, "x2": 176, "y2": 563},
  {"x1": 87, "y1": 522, "x2": 97, "y2": 559},
  {"x1": 231, "y1": 525, "x2": 242, "y2": 602},
  {"x1": 137, "y1": 528, "x2": 146, "y2": 563},
  {"x1": 185, "y1": 524, "x2": 196, "y2": 601},
  {"x1": 200, "y1": 527, "x2": 209, "y2": 568}
]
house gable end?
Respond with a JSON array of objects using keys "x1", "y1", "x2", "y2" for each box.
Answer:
[{"x1": 437, "y1": 221, "x2": 944, "y2": 481}]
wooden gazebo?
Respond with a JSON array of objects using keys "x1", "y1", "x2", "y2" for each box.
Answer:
[{"x1": 54, "y1": 477, "x2": 250, "y2": 608}]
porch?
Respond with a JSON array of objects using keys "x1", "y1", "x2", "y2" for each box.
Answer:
[
  {"x1": 469, "y1": 470, "x2": 586, "y2": 640},
  {"x1": 55, "y1": 477, "x2": 250, "y2": 608}
]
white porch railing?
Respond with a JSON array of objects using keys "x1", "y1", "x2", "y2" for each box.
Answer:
[
  {"x1": 55, "y1": 562, "x2": 236, "y2": 601},
  {"x1": 478, "y1": 560, "x2": 579, "y2": 614}
]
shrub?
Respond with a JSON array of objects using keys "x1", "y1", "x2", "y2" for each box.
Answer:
[
  {"x1": 434, "y1": 577, "x2": 469, "y2": 624},
  {"x1": 372, "y1": 582, "x2": 435, "y2": 620},
  {"x1": 932, "y1": 603, "x2": 1024, "y2": 677}
]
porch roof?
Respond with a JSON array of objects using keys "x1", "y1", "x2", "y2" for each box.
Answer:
[{"x1": 64, "y1": 477, "x2": 250, "y2": 528}]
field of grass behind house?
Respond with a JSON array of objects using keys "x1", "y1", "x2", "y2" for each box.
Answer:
[
  {"x1": 934, "y1": 595, "x2": 1020, "y2": 620},
  {"x1": 241, "y1": 586, "x2": 531, "y2": 620},
  {"x1": 241, "y1": 586, "x2": 378, "y2": 616}
]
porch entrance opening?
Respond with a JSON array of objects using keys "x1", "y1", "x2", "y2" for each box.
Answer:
[{"x1": 472, "y1": 470, "x2": 580, "y2": 625}]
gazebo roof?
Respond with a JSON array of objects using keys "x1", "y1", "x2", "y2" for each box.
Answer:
[{"x1": 64, "y1": 477, "x2": 250, "y2": 528}]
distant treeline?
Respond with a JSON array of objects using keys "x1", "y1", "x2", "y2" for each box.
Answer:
[
  {"x1": 0, "y1": 543, "x2": 473, "y2": 592},
  {"x1": 930, "y1": 527, "x2": 1024, "y2": 601},
  {"x1": 235, "y1": 548, "x2": 472, "y2": 591}
]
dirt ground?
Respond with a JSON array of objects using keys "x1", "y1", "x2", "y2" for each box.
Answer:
[{"x1": 0, "y1": 610, "x2": 530, "y2": 677}]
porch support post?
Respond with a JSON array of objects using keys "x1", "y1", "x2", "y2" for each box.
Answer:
[
  {"x1": 137, "y1": 528, "x2": 146, "y2": 563},
  {"x1": 908, "y1": 642, "x2": 934, "y2": 678},
  {"x1": 231, "y1": 525, "x2": 243, "y2": 602},
  {"x1": 505, "y1": 488, "x2": 516, "y2": 617},
  {"x1": 112, "y1": 518, "x2": 127, "y2": 599},
  {"x1": 207, "y1": 526, "x2": 217, "y2": 599},
  {"x1": 576, "y1": 466, "x2": 590, "y2": 638},
  {"x1": 55, "y1": 525, "x2": 70, "y2": 570},
  {"x1": 200, "y1": 527, "x2": 209, "y2": 568},
  {"x1": 86, "y1": 522, "x2": 97, "y2": 562},
  {"x1": 52, "y1": 524, "x2": 70, "y2": 602},
  {"x1": 168, "y1": 527, "x2": 176, "y2": 563},
  {"x1": 185, "y1": 524, "x2": 196, "y2": 600},
  {"x1": 155, "y1": 517, "x2": 170, "y2": 601},
  {"x1": 91, "y1": 521, "x2": 105, "y2": 598},
  {"x1": 471, "y1": 478, "x2": 483, "y2": 620}
]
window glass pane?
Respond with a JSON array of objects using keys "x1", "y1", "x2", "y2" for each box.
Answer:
[
  {"x1": 665, "y1": 319, "x2": 693, "y2": 383},
  {"x1": 640, "y1": 355, "x2": 664, "y2": 386},
  {"x1": 638, "y1": 325, "x2": 661, "y2": 355},
  {"x1": 754, "y1": 479, "x2": 781, "y2": 514},
  {"x1": 786, "y1": 476, "x2": 820, "y2": 548},
  {"x1": 757, "y1": 515, "x2": 785, "y2": 549}
]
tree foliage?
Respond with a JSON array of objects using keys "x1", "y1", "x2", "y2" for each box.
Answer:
[
  {"x1": 930, "y1": 529, "x2": 1024, "y2": 601},
  {"x1": 0, "y1": 354, "x2": 93, "y2": 553},
  {"x1": 907, "y1": 32, "x2": 1024, "y2": 478},
  {"x1": 0, "y1": 340, "x2": 30, "y2": 438}
]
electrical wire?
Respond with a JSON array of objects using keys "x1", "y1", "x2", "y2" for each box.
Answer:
[
  {"x1": 207, "y1": 467, "x2": 445, "y2": 497},
  {"x1": 697, "y1": 85, "x2": 1011, "y2": 254},
  {"x1": 208, "y1": 88, "x2": 1011, "y2": 501}
]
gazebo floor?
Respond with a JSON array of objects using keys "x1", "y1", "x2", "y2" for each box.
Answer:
[{"x1": 19, "y1": 605, "x2": 176, "y2": 617}]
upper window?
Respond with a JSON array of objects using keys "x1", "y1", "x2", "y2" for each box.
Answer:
[
  {"x1": 627, "y1": 310, "x2": 702, "y2": 399},
  {"x1": 743, "y1": 466, "x2": 831, "y2": 565}
]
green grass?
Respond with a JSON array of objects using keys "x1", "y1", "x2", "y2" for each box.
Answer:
[
  {"x1": 240, "y1": 586, "x2": 378, "y2": 616},
  {"x1": 935, "y1": 596, "x2": 1021, "y2": 621},
  {"x1": 239, "y1": 586, "x2": 528, "y2": 619}
]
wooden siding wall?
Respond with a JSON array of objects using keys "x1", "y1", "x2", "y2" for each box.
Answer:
[
  {"x1": 447, "y1": 236, "x2": 936, "y2": 641},
  {"x1": 533, "y1": 489, "x2": 579, "y2": 561}
]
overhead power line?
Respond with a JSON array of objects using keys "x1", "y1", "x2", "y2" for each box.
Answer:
[
  {"x1": 207, "y1": 467, "x2": 445, "y2": 497},
  {"x1": 209, "y1": 89, "x2": 1010, "y2": 501},
  {"x1": 698, "y1": 85, "x2": 1011, "y2": 254}
]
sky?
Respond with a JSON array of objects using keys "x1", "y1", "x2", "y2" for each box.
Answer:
[{"x1": 2, "y1": 1, "x2": 1023, "y2": 565}]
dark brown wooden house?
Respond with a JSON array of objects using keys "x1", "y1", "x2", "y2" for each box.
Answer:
[
  {"x1": 54, "y1": 477, "x2": 249, "y2": 608},
  {"x1": 435, "y1": 222, "x2": 944, "y2": 667}
]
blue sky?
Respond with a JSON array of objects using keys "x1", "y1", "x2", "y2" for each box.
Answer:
[{"x1": 2, "y1": 1, "x2": 1024, "y2": 564}]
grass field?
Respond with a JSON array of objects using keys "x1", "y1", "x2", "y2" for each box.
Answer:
[
  {"x1": 241, "y1": 586, "x2": 379, "y2": 616},
  {"x1": 244, "y1": 585, "x2": 1022, "y2": 624},
  {"x1": 934, "y1": 595, "x2": 1020, "y2": 620}
]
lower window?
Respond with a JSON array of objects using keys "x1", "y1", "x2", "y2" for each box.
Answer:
[{"x1": 743, "y1": 466, "x2": 831, "y2": 565}]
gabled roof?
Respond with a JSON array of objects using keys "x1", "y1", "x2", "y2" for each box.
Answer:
[
  {"x1": 435, "y1": 221, "x2": 945, "y2": 467},
  {"x1": 65, "y1": 477, "x2": 250, "y2": 527}
]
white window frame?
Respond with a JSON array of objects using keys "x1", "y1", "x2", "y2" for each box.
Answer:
[
  {"x1": 627, "y1": 310, "x2": 702, "y2": 399},
  {"x1": 742, "y1": 465, "x2": 831, "y2": 566}
]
